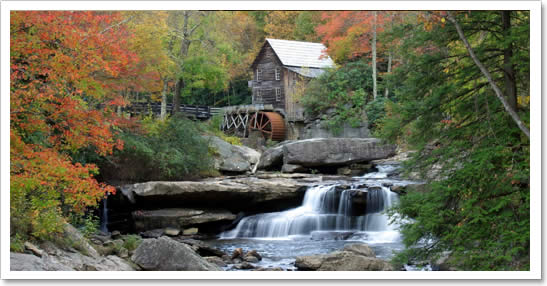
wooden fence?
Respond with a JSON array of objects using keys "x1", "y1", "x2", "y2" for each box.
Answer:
[{"x1": 125, "y1": 102, "x2": 222, "y2": 120}]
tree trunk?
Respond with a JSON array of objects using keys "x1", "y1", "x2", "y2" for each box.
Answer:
[
  {"x1": 160, "y1": 78, "x2": 168, "y2": 120},
  {"x1": 446, "y1": 12, "x2": 529, "y2": 139},
  {"x1": 501, "y1": 11, "x2": 518, "y2": 111},
  {"x1": 372, "y1": 11, "x2": 378, "y2": 100},
  {"x1": 173, "y1": 78, "x2": 184, "y2": 115},
  {"x1": 116, "y1": 90, "x2": 123, "y2": 117},
  {"x1": 384, "y1": 51, "x2": 392, "y2": 98}
]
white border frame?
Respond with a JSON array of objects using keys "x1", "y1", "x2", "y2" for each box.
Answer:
[{"x1": 1, "y1": 1, "x2": 541, "y2": 280}]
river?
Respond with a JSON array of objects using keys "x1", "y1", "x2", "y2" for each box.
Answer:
[{"x1": 205, "y1": 164, "x2": 422, "y2": 270}]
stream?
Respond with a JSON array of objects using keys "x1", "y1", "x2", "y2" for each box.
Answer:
[{"x1": 205, "y1": 164, "x2": 422, "y2": 270}]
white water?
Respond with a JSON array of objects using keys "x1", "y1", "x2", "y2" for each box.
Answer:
[
  {"x1": 100, "y1": 195, "x2": 109, "y2": 233},
  {"x1": 221, "y1": 167, "x2": 401, "y2": 240}
]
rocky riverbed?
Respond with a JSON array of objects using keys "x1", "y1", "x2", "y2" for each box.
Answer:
[{"x1": 11, "y1": 137, "x2": 432, "y2": 271}]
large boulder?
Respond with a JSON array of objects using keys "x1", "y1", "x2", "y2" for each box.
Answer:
[
  {"x1": 256, "y1": 145, "x2": 285, "y2": 170},
  {"x1": 132, "y1": 208, "x2": 236, "y2": 232},
  {"x1": 62, "y1": 223, "x2": 100, "y2": 258},
  {"x1": 131, "y1": 236, "x2": 221, "y2": 271},
  {"x1": 294, "y1": 243, "x2": 393, "y2": 271},
  {"x1": 257, "y1": 138, "x2": 396, "y2": 171},
  {"x1": 206, "y1": 136, "x2": 261, "y2": 173},
  {"x1": 283, "y1": 138, "x2": 396, "y2": 167}
]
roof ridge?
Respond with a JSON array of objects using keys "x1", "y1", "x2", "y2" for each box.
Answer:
[{"x1": 266, "y1": 38, "x2": 325, "y2": 45}]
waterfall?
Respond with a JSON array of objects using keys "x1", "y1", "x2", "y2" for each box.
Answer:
[
  {"x1": 220, "y1": 183, "x2": 399, "y2": 239},
  {"x1": 100, "y1": 195, "x2": 109, "y2": 233}
]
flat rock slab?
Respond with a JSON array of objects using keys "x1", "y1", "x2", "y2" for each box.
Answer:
[
  {"x1": 283, "y1": 138, "x2": 396, "y2": 167},
  {"x1": 132, "y1": 208, "x2": 236, "y2": 232},
  {"x1": 120, "y1": 176, "x2": 314, "y2": 212}
]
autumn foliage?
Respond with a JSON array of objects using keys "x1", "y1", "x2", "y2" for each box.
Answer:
[{"x1": 10, "y1": 11, "x2": 137, "y2": 238}]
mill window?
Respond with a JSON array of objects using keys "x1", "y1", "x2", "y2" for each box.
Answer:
[
  {"x1": 275, "y1": 88, "x2": 281, "y2": 102},
  {"x1": 275, "y1": 68, "x2": 281, "y2": 80},
  {"x1": 256, "y1": 68, "x2": 262, "y2": 81},
  {"x1": 255, "y1": 89, "x2": 262, "y2": 102}
]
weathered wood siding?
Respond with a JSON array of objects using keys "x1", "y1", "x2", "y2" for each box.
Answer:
[
  {"x1": 251, "y1": 43, "x2": 285, "y2": 109},
  {"x1": 284, "y1": 69, "x2": 306, "y2": 121}
]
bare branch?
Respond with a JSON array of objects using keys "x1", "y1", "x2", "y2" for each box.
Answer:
[{"x1": 446, "y1": 11, "x2": 529, "y2": 139}]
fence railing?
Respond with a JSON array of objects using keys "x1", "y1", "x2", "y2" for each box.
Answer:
[{"x1": 124, "y1": 102, "x2": 222, "y2": 120}]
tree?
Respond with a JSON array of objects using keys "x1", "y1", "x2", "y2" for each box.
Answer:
[
  {"x1": 125, "y1": 11, "x2": 175, "y2": 120},
  {"x1": 316, "y1": 11, "x2": 392, "y2": 100},
  {"x1": 377, "y1": 10, "x2": 530, "y2": 270},
  {"x1": 10, "y1": 11, "x2": 137, "y2": 238},
  {"x1": 446, "y1": 11, "x2": 529, "y2": 138}
]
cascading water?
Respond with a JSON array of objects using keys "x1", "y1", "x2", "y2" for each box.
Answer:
[
  {"x1": 209, "y1": 163, "x2": 422, "y2": 270},
  {"x1": 220, "y1": 182, "x2": 400, "y2": 239},
  {"x1": 100, "y1": 195, "x2": 109, "y2": 233}
]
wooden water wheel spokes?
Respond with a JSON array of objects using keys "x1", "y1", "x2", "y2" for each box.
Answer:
[{"x1": 248, "y1": 112, "x2": 286, "y2": 141}]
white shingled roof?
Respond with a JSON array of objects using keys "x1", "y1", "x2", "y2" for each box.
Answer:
[{"x1": 266, "y1": 38, "x2": 335, "y2": 69}]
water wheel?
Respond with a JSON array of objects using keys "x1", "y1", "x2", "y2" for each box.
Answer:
[{"x1": 248, "y1": 112, "x2": 286, "y2": 141}]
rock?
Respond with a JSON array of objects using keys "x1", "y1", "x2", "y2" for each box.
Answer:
[
  {"x1": 118, "y1": 247, "x2": 129, "y2": 258},
  {"x1": 301, "y1": 119, "x2": 370, "y2": 140},
  {"x1": 232, "y1": 258, "x2": 243, "y2": 264},
  {"x1": 281, "y1": 164, "x2": 308, "y2": 173},
  {"x1": 10, "y1": 253, "x2": 47, "y2": 271},
  {"x1": 164, "y1": 227, "x2": 180, "y2": 236},
  {"x1": 89, "y1": 234, "x2": 110, "y2": 244},
  {"x1": 336, "y1": 167, "x2": 352, "y2": 176},
  {"x1": 283, "y1": 138, "x2": 396, "y2": 167},
  {"x1": 342, "y1": 243, "x2": 375, "y2": 257},
  {"x1": 231, "y1": 248, "x2": 244, "y2": 259},
  {"x1": 318, "y1": 252, "x2": 393, "y2": 271},
  {"x1": 176, "y1": 239, "x2": 226, "y2": 257},
  {"x1": 131, "y1": 236, "x2": 221, "y2": 271},
  {"x1": 390, "y1": 185, "x2": 405, "y2": 195},
  {"x1": 24, "y1": 241, "x2": 44, "y2": 257},
  {"x1": 253, "y1": 267, "x2": 284, "y2": 271},
  {"x1": 103, "y1": 239, "x2": 124, "y2": 249},
  {"x1": 62, "y1": 223, "x2": 100, "y2": 258},
  {"x1": 431, "y1": 251, "x2": 459, "y2": 271},
  {"x1": 11, "y1": 245, "x2": 136, "y2": 271},
  {"x1": 206, "y1": 135, "x2": 261, "y2": 173},
  {"x1": 221, "y1": 255, "x2": 232, "y2": 262},
  {"x1": 183, "y1": 228, "x2": 198, "y2": 235},
  {"x1": 311, "y1": 231, "x2": 354, "y2": 241},
  {"x1": 245, "y1": 249, "x2": 262, "y2": 261},
  {"x1": 140, "y1": 229, "x2": 164, "y2": 238},
  {"x1": 132, "y1": 208, "x2": 236, "y2": 232},
  {"x1": 233, "y1": 262, "x2": 255, "y2": 270},
  {"x1": 294, "y1": 255, "x2": 325, "y2": 270},
  {"x1": 295, "y1": 243, "x2": 393, "y2": 271},
  {"x1": 205, "y1": 256, "x2": 227, "y2": 267},
  {"x1": 243, "y1": 256, "x2": 259, "y2": 263},
  {"x1": 121, "y1": 177, "x2": 311, "y2": 213},
  {"x1": 111, "y1": 230, "x2": 122, "y2": 240},
  {"x1": 257, "y1": 145, "x2": 285, "y2": 170}
]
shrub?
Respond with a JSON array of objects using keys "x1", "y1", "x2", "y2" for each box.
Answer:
[
  {"x1": 122, "y1": 234, "x2": 142, "y2": 251},
  {"x1": 69, "y1": 213, "x2": 100, "y2": 238},
  {"x1": 301, "y1": 61, "x2": 372, "y2": 132},
  {"x1": 10, "y1": 234, "x2": 25, "y2": 253},
  {"x1": 102, "y1": 117, "x2": 214, "y2": 182},
  {"x1": 201, "y1": 114, "x2": 242, "y2": 146}
]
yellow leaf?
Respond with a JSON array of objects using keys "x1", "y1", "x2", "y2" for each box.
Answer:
[{"x1": 441, "y1": 17, "x2": 446, "y2": 23}]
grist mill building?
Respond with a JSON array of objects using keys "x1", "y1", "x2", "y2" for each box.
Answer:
[
  {"x1": 222, "y1": 38, "x2": 374, "y2": 141},
  {"x1": 249, "y1": 38, "x2": 335, "y2": 121}
]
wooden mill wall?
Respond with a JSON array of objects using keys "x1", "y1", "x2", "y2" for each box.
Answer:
[{"x1": 250, "y1": 43, "x2": 285, "y2": 110}]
